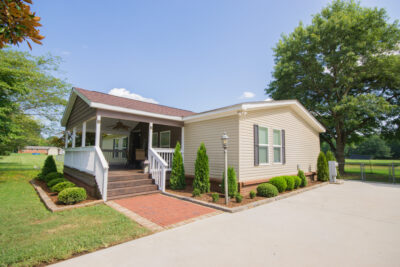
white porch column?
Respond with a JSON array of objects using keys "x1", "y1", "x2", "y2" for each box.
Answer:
[
  {"x1": 181, "y1": 126, "x2": 184, "y2": 160},
  {"x1": 95, "y1": 115, "x2": 101, "y2": 147},
  {"x1": 148, "y1": 122, "x2": 153, "y2": 149},
  {"x1": 72, "y1": 127, "x2": 76, "y2": 148},
  {"x1": 81, "y1": 121, "x2": 86, "y2": 147},
  {"x1": 64, "y1": 130, "x2": 68, "y2": 148}
]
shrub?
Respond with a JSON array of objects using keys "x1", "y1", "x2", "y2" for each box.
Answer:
[
  {"x1": 169, "y1": 142, "x2": 185, "y2": 189},
  {"x1": 58, "y1": 187, "x2": 87, "y2": 205},
  {"x1": 51, "y1": 181, "x2": 76, "y2": 193},
  {"x1": 268, "y1": 176, "x2": 287, "y2": 193},
  {"x1": 193, "y1": 143, "x2": 210, "y2": 193},
  {"x1": 44, "y1": 172, "x2": 64, "y2": 183},
  {"x1": 47, "y1": 178, "x2": 67, "y2": 188},
  {"x1": 284, "y1": 176, "x2": 295, "y2": 191},
  {"x1": 192, "y1": 188, "x2": 201, "y2": 197},
  {"x1": 317, "y1": 151, "x2": 329, "y2": 181},
  {"x1": 257, "y1": 183, "x2": 278, "y2": 198},
  {"x1": 221, "y1": 166, "x2": 238, "y2": 197},
  {"x1": 293, "y1": 176, "x2": 301, "y2": 189},
  {"x1": 41, "y1": 156, "x2": 57, "y2": 178},
  {"x1": 249, "y1": 190, "x2": 256, "y2": 199},
  {"x1": 235, "y1": 194, "x2": 243, "y2": 203},
  {"x1": 211, "y1": 193, "x2": 219, "y2": 202},
  {"x1": 298, "y1": 170, "x2": 307, "y2": 187}
]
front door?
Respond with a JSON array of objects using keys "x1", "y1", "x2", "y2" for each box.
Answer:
[{"x1": 130, "y1": 131, "x2": 144, "y2": 168}]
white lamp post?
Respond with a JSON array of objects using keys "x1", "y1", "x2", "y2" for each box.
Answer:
[{"x1": 221, "y1": 132, "x2": 229, "y2": 204}]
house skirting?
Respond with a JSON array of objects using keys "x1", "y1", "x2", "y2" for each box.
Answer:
[
  {"x1": 63, "y1": 166, "x2": 101, "y2": 199},
  {"x1": 184, "y1": 172, "x2": 317, "y2": 195}
]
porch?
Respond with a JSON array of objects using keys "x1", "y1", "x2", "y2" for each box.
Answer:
[{"x1": 63, "y1": 114, "x2": 184, "y2": 201}]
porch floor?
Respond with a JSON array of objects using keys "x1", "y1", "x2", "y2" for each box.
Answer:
[{"x1": 113, "y1": 194, "x2": 216, "y2": 227}]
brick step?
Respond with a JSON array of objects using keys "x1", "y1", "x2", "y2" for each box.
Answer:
[
  {"x1": 107, "y1": 190, "x2": 160, "y2": 200},
  {"x1": 107, "y1": 184, "x2": 159, "y2": 197},
  {"x1": 108, "y1": 173, "x2": 151, "y2": 182},
  {"x1": 108, "y1": 179, "x2": 154, "y2": 189}
]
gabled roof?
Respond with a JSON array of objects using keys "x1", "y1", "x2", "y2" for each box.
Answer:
[{"x1": 61, "y1": 87, "x2": 325, "y2": 133}]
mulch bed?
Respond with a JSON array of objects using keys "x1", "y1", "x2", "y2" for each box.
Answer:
[
  {"x1": 166, "y1": 180, "x2": 322, "y2": 208},
  {"x1": 34, "y1": 179, "x2": 97, "y2": 207}
]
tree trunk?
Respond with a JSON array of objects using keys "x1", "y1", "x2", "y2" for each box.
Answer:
[{"x1": 336, "y1": 133, "x2": 346, "y2": 175}]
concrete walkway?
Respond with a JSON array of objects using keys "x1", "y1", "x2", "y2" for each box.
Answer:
[{"x1": 53, "y1": 181, "x2": 400, "y2": 267}]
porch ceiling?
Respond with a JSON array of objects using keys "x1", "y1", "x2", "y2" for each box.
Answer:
[{"x1": 74, "y1": 117, "x2": 139, "y2": 135}]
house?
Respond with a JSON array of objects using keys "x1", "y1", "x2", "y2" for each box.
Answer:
[
  {"x1": 61, "y1": 87, "x2": 325, "y2": 200},
  {"x1": 19, "y1": 146, "x2": 64, "y2": 155}
]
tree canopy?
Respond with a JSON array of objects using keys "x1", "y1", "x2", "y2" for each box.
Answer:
[
  {"x1": 0, "y1": 0, "x2": 44, "y2": 49},
  {"x1": 0, "y1": 49, "x2": 69, "y2": 154},
  {"x1": 266, "y1": 0, "x2": 400, "y2": 173}
]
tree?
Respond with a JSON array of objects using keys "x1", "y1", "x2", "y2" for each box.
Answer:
[
  {"x1": 348, "y1": 135, "x2": 391, "y2": 159},
  {"x1": 0, "y1": 0, "x2": 44, "y2": 49},
  {"x1": 169, "y1": 142, "x2": 185, "y2": 190},
  {"x1": 317, "y1": 152, "x2": 329, "y2": 181},
  {"x1": 0, "y1": 49, "x2": 69, "y2": 154},
  {"x1": 266, "y1": 0, "x2": 400, "y2": 174},
  {"x1": 193, "y1": 143, "x2": 210, "y2": 193},
  {"x1": 221, "y1": 166, "x2": 238, "y2": 197}
]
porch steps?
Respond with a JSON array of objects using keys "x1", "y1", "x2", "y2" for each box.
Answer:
[{"x1": 107, "y1": 170, "x2": 159, "y2": 200}]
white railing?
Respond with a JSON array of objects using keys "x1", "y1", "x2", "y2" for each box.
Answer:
[
  {"x1": 149, "y1": 147, "x2": 168, "y2": 192},
  {"x1": 64, "y1": 146, "x2": 109, "y2": 201},
  {"x1": 153, "y1": 148, "x2": 175, "y2": 171}
]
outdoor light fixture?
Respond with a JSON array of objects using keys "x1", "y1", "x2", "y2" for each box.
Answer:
[{"x1": 221, "y1": 132, "x2": 229, "y2": 204}]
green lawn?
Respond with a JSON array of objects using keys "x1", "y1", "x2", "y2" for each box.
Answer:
[
  {"x1": 0, "y1": 153, "x2": 149, "y2": 266},
  {"x1": 342, "y1": 159, "x2": 400, "y2": 183}
]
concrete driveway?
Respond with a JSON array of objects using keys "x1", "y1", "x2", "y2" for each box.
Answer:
[{"x1": 53, "y1": 181, "x2": 400, "y2": 267}]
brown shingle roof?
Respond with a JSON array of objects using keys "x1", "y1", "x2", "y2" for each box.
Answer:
[{"x1": 75, "y1": 87, "x2": 195, "y2": 117}]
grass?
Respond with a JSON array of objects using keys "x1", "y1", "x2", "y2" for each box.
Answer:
[
  {"x1": 0, "y1": 153, "x2": 150, "y2": 266},
  {"x1": 342, "y1": 159, "x2": 400, "y2": 183}
]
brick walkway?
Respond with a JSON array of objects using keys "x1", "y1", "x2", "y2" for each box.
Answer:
[{"x1": 114, "y1": 194, "x2": 216, "y2": 227}]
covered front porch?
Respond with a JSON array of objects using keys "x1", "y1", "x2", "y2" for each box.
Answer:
[{"x1": 63, "y1": 112, "x2": 184, "y2": 201}]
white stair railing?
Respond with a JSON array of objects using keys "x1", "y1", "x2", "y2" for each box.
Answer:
[
  {"x1": 148, "y1": 147, "x2": 168, "y2": 192},
  {"x1": 64, "y1": 146, "x2": 109, "y2": 201},
  {"x1": 153, "y1": 148, "x2": 175, "y2": 170}
]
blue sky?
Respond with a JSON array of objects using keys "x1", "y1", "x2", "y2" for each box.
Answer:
[{"x1": 17, "y1": 0, "x2": 400, "y2": 112}]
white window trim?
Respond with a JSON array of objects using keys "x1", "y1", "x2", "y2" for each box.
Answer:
[
  {"x1": 258, "y1": 126, "x2": 270, "y2": 165},
  {"x1": 160, "y1": 130, "x2": 171, "y2": 148},
  {"x1": 273, "y1": 129, "x2": 282, "y2": 164},
  {"x1": 152, "y1": 132, "x2": 159, "y2": 148}
]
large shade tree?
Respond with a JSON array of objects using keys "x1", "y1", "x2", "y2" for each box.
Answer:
[{"x1": 266, "y1": 0, "x2": 400, "y2": 173}]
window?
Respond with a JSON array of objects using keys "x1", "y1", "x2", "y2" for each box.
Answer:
[
  {"x1": 258, "y1": 127, "x2": 269, "y2": 164},
  {"x1": 113, "y1": 138, "x2": 119, "y2": 158},
  {"x1": 273, "y1": 129, "x2": 282, "y2": 163},
  {"x1": 152, "y1": 132, "x2": 159, "y2": 148},
  {"x1": 122, "y1": 137, "x2": 128, "y2": 158},
  {"x1": 160, "y1": 131, "x2": 171, "y2": 148}
]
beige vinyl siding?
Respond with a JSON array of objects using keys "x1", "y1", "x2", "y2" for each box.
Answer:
[
  {"x1": 184, "y1": 115, "x2": 239, "y2": 180},
  {"x1": 239, "y1": 107, "x2": 320, "y2": 182}
]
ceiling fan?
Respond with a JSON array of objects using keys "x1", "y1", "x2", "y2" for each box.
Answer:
[{"x1": 108, "y1": 120, "x2": 130, "y2": 131}]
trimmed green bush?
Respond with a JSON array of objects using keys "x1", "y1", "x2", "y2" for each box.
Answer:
[
  {"x1": 193, "y1": 143, "x2": 210, "y2": 193},
  {"x1": 235, "y1": 194, "x2": 243, "y2": 203},
  {"x1": 192, "y1": 188, "x2": 201, "y2": 197},
  {"x1": 268, "y1": 176, "x2": 287, "y2": 193},
  {"x1": 221, "y1": 166, "x2": 238, "y2": 197},
  {"x1": 284, "y1": 176, "x2": 295, "y2": 191},
  {"x1": 249, "y1": 190, "x2": 256, "y2": 199},
  {"x1": 58, "y1": 187, "x2": 87, "y2": 205},
  {"x1": 257, "y1": 183, "x2": 279, "y2": 198},
  {"x1": 317, "y1": 151, "x2": 329, "y2": 181},
  {"x1": 41, "y1": 156, "x2": 57, "y2": 178},
  {"x1": 51, "y1": 181, "x2": 76, "y2": 193},
  {"x1": 293, "y1": 176, "x2": 301, "y2": 189},
  {"x1": 298, "y1": 170, "x2": 307, "y2": 187},
  {"x1": 47, "y1": 178, "x2": 67, "y2": 188},
  {"x1": 169, "y1": 142, "x2": 186, "y2": 189},
  {"x1": 211, "y1": 193, "x2": 219, "y2": 203},
  {"x1": 44, "y1": 172, "x2": 64, "y2": 183}
]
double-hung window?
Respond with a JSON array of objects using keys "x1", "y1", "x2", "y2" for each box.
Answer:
[
  {"x1": 258, "y1": 127, "x2": 269, "y2": 164},
  {"x1": 160, "y1": 131, "x2": 171, "y2": 148},
  {"x1": 273, "y1": 129, "x2": 282, "y2": 163}
]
